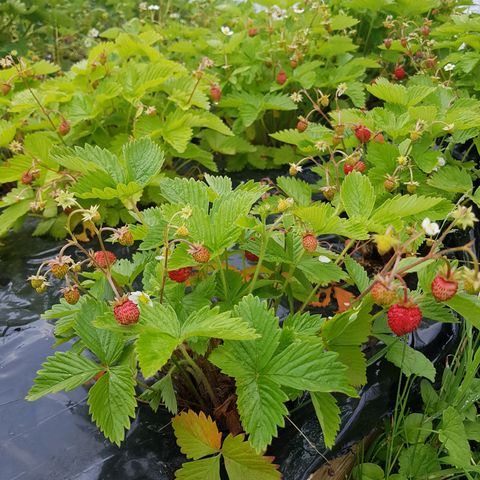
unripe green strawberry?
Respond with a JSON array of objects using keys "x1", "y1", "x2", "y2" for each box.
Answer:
[
  {"x1": 371, "y1": 282, "x2": 396, "y2": 306},
  {"x1": 188, "y1": 243, "x2": 210, "y2": 263},
  {"x1": 29, "y1": 275, "x2": 47, "y2": 289},
  {"x1": 49, "y1": 256, "x2": 71, "y2": 279},
  {"x1": 302, "y1": 233, "x2": 318, "y2": 252},
  {"x1": 63, "y1": 286, "x2": 80, "y2": 305}
]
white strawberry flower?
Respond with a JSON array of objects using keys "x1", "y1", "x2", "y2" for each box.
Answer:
[
  {"x1": 221, "y1": 26, "x2": 234, "y2": 36},
  {"x1": 88, "y1": 28, "x2": 99, "y2": 38},
  {"x1": 318, "y1": 255, "x2": 332, "y2": 263},
  {"x1": 293, "y1": 4, "x2": 305, "y2": 13},
  {"x1": 421, "y1": 218, "x2": 440, "y2": 236},
  {"x1": 128, "y1": 291, "x2": 153, "y2": 307},
  {"x1": 443, "y1": 63, "x2": 456, "y2": 71},
  {"x1": 148, "y1": 4, "x2": 160, "y2": 10}
]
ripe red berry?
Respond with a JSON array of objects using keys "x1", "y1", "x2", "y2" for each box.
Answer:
[
  {"x1": 354, "y1": 125, "x2": 371, "y2": 143},
  {"x1": 394, "y1": 66, "x2": 406, "y2": 80},
  {"x1": 387, "y1": 302, "x2": 422, "y2": 336},
  {"x1": 245, "y1": 250, "x2": 259, "y2": 262},
  {"x1": 384, "y1": 38, "x2": 392, "y2": 49},
  {"x1": 21, "y1": 171, "x2": 34, "y2": 185},
  {"x1": 210, "y1": 84, "x2": 221, "y2": 103},
  {"x1": 296, "y1": 118, "x2": 308, "y2": 132},
  {"x1": 371, "y1": 282, "x2": 396, "y2": 306},
  {"x1": 94, "y1": 250, "x2": 117, "y2": 269},
  {"x1": 400, "y1": 37, "x2": 408, "y2": 48},
  {"x1": 290, "y1": 59, "x2": 298, "y2": 69},
  {"x1": 374, "y1": 132, "x2": 385, "y2": 144},
  {"x1": 302, "y1": 233, "x2": 318, "y2": 253},
  {"x1": 425, "y1": 57, "x2": 437, "y2": 69},
  {"x1": 344, "y1": 164, "x2": 354, "y2": 175},
  {"x1": 431, "y1": 274, "x2": 458, "y2": 302},
  {"x1": 353, "y1": 161, "x2": 366, "y2": 173},
  {"x1": 248, "y1": 28, "x2": 258, "y2": 37},
  {"x1": 58, "y1": 119, "x2": 70, "y2": 136},
  {"x1": 188, "y1": 244, "x2": 210, "y2": 263},
  {"x1": 420, "y1": 25, "x2": 430, "y2": 37},
  {"x1": 63, "y1": 286, "x2": 80, "y2": 305},
  {"x1": 276, "y1": 69, "x2": 287, "y2": 85},
  {"x1": 168, "y1": 267, "x2": 193, "y2": 283},
  {"x1": 113, "y1": 298, "x2": 140, "y2": 325}
]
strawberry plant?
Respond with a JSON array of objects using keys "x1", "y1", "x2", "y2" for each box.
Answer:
[{"x1": 25, "y1": 164, "x2": 480, "y2": 477}]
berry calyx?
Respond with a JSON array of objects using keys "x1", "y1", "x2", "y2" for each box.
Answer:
[
  {"x1": 113, "y1": 296, "x2": 140, "y2": 325},
  {"x1": 371, "y1": 282, "x2": 397, "y2": 306},
  {"x1": 296, "y1": 118, "x2": 308, "y2": 132},
  {"x1": 63, "y1": 286, "x2": 80, "y2": 305},
  {"x1": 302, "y1": 233, "x2": 318, "y2": 253},
  {"x1": 210, "y1": 84, "x2": 221, "y2": 103},
  {"x1": 58, "y1": 119, "x2": 70, "y2": 136},
  {"x1": 94, "y1": 250, "x2": 117, "y2": 269},
  {"x1": 245, "y1": 250, "x2": 259, "y2": 262},
  {"x1": 276, "y1": 69, "x2": 287, "y2": 85},
  {"x1": 116, "y1": 226, "x2": 134, "y2": 246},
  {"x1": 394, "y1": 66, "x2": 406, "y2": 80},
  {"x1": 168, "y1": 267, "x2": 193, "y2": 283},
  {"x1": 387, "y1": 302, "x2": 422, "y2": 336},
  {"x1": 431, "y1": 274, "x2": 458, "y2": 302},
  {"x1": 354, "y1": 125, "x2": 371, "y2": 143},
  {"x1": 321, "y1": 185, "x2": 336, "y2": 201},
  {"x1": 188, "y1": 243, "x2": 210, "y2": 263}
]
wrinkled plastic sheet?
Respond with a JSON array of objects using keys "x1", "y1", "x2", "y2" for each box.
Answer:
[{"x1": 0, "y1": 223, "x2": 461, "y2": 480}]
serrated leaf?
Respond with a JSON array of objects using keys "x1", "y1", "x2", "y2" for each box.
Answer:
[
  {"x1": 399, "y1": 444, "x2": 440, "y2": 478},
  {"x1": 87, "y1": 364, "x2": 136, "y2": 446},
  {"x1": 446, "y1": 293, "x2": 480, "y2": 329},
  {"x1": 341, "y1": 172, "x2": 375, "y2": 219},
  {"x1": 222, "y1": 434, "x2": 281, "y2": 479},
  {"x1": 175, "y1": 456, "x2": 221, "y2": 480},
  {"x1": 344, "y1": 256, "x2": 369, "y2": 291},
  {"x1": 427, "y1": 165, "x2": 473, "y2": 193},
  {"x1": 136, "y1": 329, "x2": 179, "y2": 378},
  {"x1": 296, "y1": 257, "x2": 347, "y2": 286},
  {"x1": 311, "y1": 392, "x2": 341, "y2": 449},
  {"x1": 276, "y1": 176, "x2": 312, "y2": 206},
  {"x1": 27, "y1": 351, "x2": 102, "y2": 401},
  {"x1": 139, "y1": 375, "x2": 177, "y2": 414},
  {"x1": 123, "y1": 137, "x2": 165, "y2": 185},
  {"x1": 172, "y1": 410, "x2": 222, "y2": 460},
  {"x1": 439, "y1": 406, "x2": 471, "y2": 468}
]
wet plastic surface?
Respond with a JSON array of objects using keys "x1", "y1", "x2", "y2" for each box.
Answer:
[{"x1": 0, "y1": 222, "x2": 462, "y2": 480}]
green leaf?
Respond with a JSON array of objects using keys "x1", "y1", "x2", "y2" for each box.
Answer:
[
  {"x1": 222, "y1": 434, "x2": 281, "y2": 479},
  {"x1": 344, "y1": 256, "x2": 370, "y2": 292},
  {"x1": 74, "y1": 299, "x2": 124, "y2": 365},
  {"x1": 439, "y1": 406, "x2": 471, "y2": 468},
  {"x1": 446, "y1": 293, "x2": 480, "y2": 329},
  {"x1": 398, "y1": 444, "x2": 440, "y2": 478},
  {"x1": 175, "y1": 456, "x2": 221, "y2": 480},
  {"x1": 378, "y1": 335, "x2": 436, "y2": 381},
  {"x1": 296, "y1": 257, "x2": 347, "y2": 286},
  {"x1": 276, "y1": 176, "x2": 312, "y2": 206},
  {"x1": 140, "y1": 375, "x2": 178, "y2": 414},
  {"x1": 352, "y1": 463, "x2": 385, "y2": 480},
  {"x1": 0, "y1": 198, "x2": 32, "y2": 237},
  {"x1": 340, "y1": 172, "x2": 376, "y2": 219},
  {"x1": 87, "y1": 364, "x2": 136, "y2": 446},
  {"x1": 123, "y1": 137, "x2": 165, "y2": 185},
  {"x1": 427, "y1": 165, "x2": 473, "y2": 193},
  {"x1": 172, "y1": 410, "x2": 221, "y2": 460},
  {"x1": 311, "y1": 392, "x2": 341, "y2": 449},
  {"x1": 0, "y1": 120, "x2": 16, "y2": 146},
  {"x1": 159, "y1": 177, "x2": 210, "y2": 212},
  {"x1": 402, "y1": 413, "x2": 433, "y2": 444},
  {"x1": 27, "y1": 351, "x2": 102, "y2": 401},
  {"x1": 136, "y1": 329, "x2": 179, "y2": 378}
]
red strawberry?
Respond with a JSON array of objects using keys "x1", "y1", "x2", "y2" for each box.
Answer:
[
  {"x1": 371, "y1": 282, "x2": 396, "y2": 306},
  {"x1": 113, "y1": 297, "x2": 140, "y2": 325},
  {"x1": 248, "y1": 28, "x2": 258, "y2": 37},
  {"x1": 245, "y1": 250, "x2": 259, "y2": 262},
  {"x1": 374, "y1": 132, "x2": 385, "y2": 144},
  {"x1": 344, "y1": 164, "x2": 354, "y2": 175},
  {"x1": 21, "y1": 171, "x2": 34, "y2": 185},
  {"x1": 58, "y1": 119, "x2": 70, "y2": 136},
  {"x1": 302, "y1": 233, "x2": 318, "y2": 253},
  {"x1": 94, "y1": 250, "x2": 117, "y2": 268},
  {"x1": 425, "y1": 57, "x2": 437, "y2": 69},
  {"x1": 63, "y1": 286, "x2": 80, "y2": 305},
  {"x1": 290, "y1": 59, "x2": 298, "y2": 69},
  {"x1": 394, "y1": 66, "x2": 406, "y2": 80},
  {"x1": 420, "y1": 25, "x2": 430, "y2": 37},
  {"x1": 276, "y1": 69, "x2": 287, "y2": 85},
  {"x1": 431, "y1": 274, "x2": 458, "y2": 302},
  {"x1": 188, "y1": 243, "x2": 210, "y2": 263},
  {"x1": 354, "y1": 125, "x2": 371, "y2": 143},
  {"x1": 353, "y1": 161, "x2": 366, "y2": 173},
  {"x1": 387, "y1": 302, "x2": 422, "y2": 336},
  {"x1": 384, "y1": 38, "x2": 392, "y2": 49},
  {"x1": 400, "y1": 37, "x2": 408, "y2": 48},
  {"x1": 296, "y1": 118, "x2": 308, "y2": 132},
  {"x1": 210, "y1": 84, "x2": 221, "y2": 103},
  {"x1": 168, "y1": 267, "x2": 193, "y2": 283}
]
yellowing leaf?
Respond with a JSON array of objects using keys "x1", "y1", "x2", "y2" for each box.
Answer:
[{"x1": 172, "y1": 410, "x2": 222, "y2": 460}]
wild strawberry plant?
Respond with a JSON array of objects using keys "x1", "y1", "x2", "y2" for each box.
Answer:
[{"x1": 26, "y1": 165, "x2": 480, "y2": 477}]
